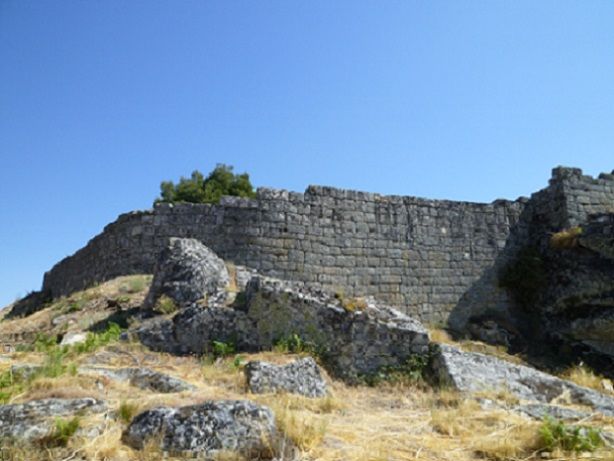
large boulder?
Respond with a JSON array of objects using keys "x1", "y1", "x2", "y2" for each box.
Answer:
[
  {"x1": 137, "y1": 275, "x2": 429, "y2": 381},
  {"x1": 245, "y1": 357, "x2": 327, "y2": 397},
  {"x1": 122, "y1": 400, "x2": 278, "y2": 458},
  {"x1": 432, "y1": 344, "x2": 614, "y2": 417},
  {"x1": 0, "y1": 398, "x2": 106, "y2": 440},
  {"x1": 143, "y1": 238, "x2": 229, "y2": 311},
  {"x1": 138, "y1": 303, "x2": 252, "y2": 355}
]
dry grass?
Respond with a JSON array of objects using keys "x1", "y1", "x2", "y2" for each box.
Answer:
[
  {"x1": 429, "y1": 328, "x2": 527, "y2": 365},
  {"x1": 4, "y1": 345, "x2": 614, "y2": 461},
  {"x1": 550, "y1": 226, "x2": 583, "y2": 249},
  {"x1": 0, "y1": 275, "x2": 151, "y2": 348},
  {"x1": 560, "y1": 363, "x2": 614, "y2": 396},
  {"x1": 4, "y1": 278, "x2": 614, "y2": 461}
]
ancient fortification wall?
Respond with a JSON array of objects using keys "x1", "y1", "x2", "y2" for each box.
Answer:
[{"x1": 40, "y1": 167, "x2": 614, "y2": 324}]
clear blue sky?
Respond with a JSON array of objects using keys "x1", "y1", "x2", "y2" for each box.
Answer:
[{"x1": 1, "y1": 1, "x2": 614, "y2": 307}]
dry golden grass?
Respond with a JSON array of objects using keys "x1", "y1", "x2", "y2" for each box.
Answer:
[
  {"x1": 4, "y1": 343, "x2": 614, "y2": 461},
  {"x1": 0, "y1": 275, "x2": 151, "y2": 348},
  {"x1": 428, "y1": 328, "x2": 455, "y2": 344},
  {"x1": 428, "y1": 328, "x2": 527, "y2": 365},
  {"x1": 550, "y1": 226, "x2": 583, "y2": 249},
  {"x1": 4, "y1": 279, "x2": 614, "y2": 461},
  {"x1": 560, "y1": 363, "x2": 614, "y2": 396}
]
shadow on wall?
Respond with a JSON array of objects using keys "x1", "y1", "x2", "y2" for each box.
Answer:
[{"x1": 446, "y1": 202, "x2": 533, "y2": 338}]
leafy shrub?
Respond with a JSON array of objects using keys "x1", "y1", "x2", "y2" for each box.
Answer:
[
  {"x1": 232, "y1": 355, "x2": 245, "y2": 369},
  {"x1": 34, "y1": 333, "x2": 59, "y2": 352},
  {"x1": 274, "y1": 333, "x2": 322, "y2": 357},
  {"x1": 40, "y1": 348, "x2": 69, "y2": 378},
  {"x1": 539, "y1": 416, "x2": 603, "y2": 452},
  {"x1": 156, "y1": 164, "x2": 256, "y2": 205},
  {"x1": 211, "y1": 340, "x2": 236, "y2": 358},
  {"x1": 73, "y1": 322, "x2": 122, "y2": 354},
  {"x1": 499, "y1": 247, "x2": 547, "y2": 309}
]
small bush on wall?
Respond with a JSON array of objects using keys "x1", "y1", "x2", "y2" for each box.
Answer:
[{"x1": 155, "y1": 164, "x2": 256, "y2": 205}]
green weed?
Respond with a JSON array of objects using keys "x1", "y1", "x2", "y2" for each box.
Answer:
[{"x1": 539, "y1": 416, "x2": 603, "y2": 452}]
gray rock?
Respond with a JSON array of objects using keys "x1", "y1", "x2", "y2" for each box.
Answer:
[
  {"x1": 138, "y1": 274, "x2": 430, "y2": 381},
  {"x1": 143, "y1": 238, "x2": 229, "y2": 310},
  {"x1": 129, "y1": 368, "x2": 195, "y2": 393},
  {"x1": 245, "y1": 357, "x2": 327, "y2": 397},
  {"x1": 79, "y1": 366, "x2": 194, "y2": 393},
  {"x1": 516, "y1": 403, "x2": 589, "y2": 421},
  {"x1": 60, "y1": 331, "x2": 88, "y2": 346},
  {"x1": 0, "y1": 398, "x2": 106, "y2": 440},
  {"x1": 10, "y1": 364, "x2": 42, "y2": 381},
  {"x1": 579, "y1": 213, "x2": 614, "y2": 260},
  {"x1": 122, "y1": 400, "x2": 278, "y2": 458},
  {"x1": 138, "y1": 305, "x2": 249, "y2": 356},
  {"x1": 432, "y1": 344, "x2": 614, "y2": 417}
]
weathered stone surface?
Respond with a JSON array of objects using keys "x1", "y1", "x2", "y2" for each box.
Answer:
[
  {"x1": 60, "y1": 331, "x2": 88, "y2": 346},
  {"x1": 143, "y1": 238, "x2": 229, "y2": 310},
  {"x1": 565, "y1": 310, "x2": 614, "y2": 357},
  {"x1": 138, "y1": 304, "x2": 249, "y2": 356},
  {"x1": 432, "y1": 345, "x2": 614, "y2": 417},
  {"x1": 138, "y1": 275, "x2": 429, "y2": 381},
  {"x1": 245, "y1": 357, "x2": 327, "y2": 397},
  {"x1": 79, "y1": 366, "x2": 194, "y2": 393},
  {"x1": 10, "y1": 363, "x2": 42, "y2": 381},
  {"x1": 122, "y1": 400, "x2": 278, "y2": 457},
  {"x1": 0, "y1": 398, "x2": 106, "y2": 440},
  {"x1": 516, "y1": 403, "x2": 589, "y2": 421},
  {"x1": 579, "y1": 213, "x2": 614, "y2": 260}
]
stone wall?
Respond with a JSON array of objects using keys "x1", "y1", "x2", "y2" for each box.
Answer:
[{"x1": 39, "y1": 167, "x2": 614, "y2": 324}]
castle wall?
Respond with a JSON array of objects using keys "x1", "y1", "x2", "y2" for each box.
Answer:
[{"x1": 40, "y1": 167, "x2": 614, "y2": 324}]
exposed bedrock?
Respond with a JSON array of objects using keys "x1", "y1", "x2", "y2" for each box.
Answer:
[
  {"x1": 0, "y1": 398, "x2": 107, "y2": 440},
  {"x1": 432, "y1": 344, "x2": 614, "y2": 417},
  {"x1": 138, "y1": 274, "x2": 429, "y2": 381}
]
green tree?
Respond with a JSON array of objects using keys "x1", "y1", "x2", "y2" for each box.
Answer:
[{"x1": 156, "y1": 164, "x2": 256, "y2": 204}]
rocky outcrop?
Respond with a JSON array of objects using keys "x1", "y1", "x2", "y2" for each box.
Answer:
[
  {"x1": 525, "y1": 214, "x2": 614, "y2": 367},
  {"x1": 79, "y1": 366, "x2": 194, "y2": 393},
  {"x1": 579, "y1": 213, "x2": 614, "y2": 260},
  {"x1": 60, "y1": 331, "x2": 88, "y2": 346},
  {"x1": 6, "y1": 290, "x2": 51, "y2": 318},
  {"x1": 516, "y1": 403, "x2": 589, "y2": 421},
  {"x1": 245, "y1": 357, "x2": 327, "y2": 397},
  {"x1": 143, "y1": 238, "x2": 229, "y2": 311},
  {"x1": 138, "y1": 274, "x2": 429, "y2": 381},
  {"x1": 432, "y1": 344, "x2": 614, "y2": 417},
  {"x1": 10, "y1": 363, "x2": 42, "y2": 381},
  {"x1": 122, "y1": 400, "x2": 278, "y2": 457},
  {"x1": 0, "y1": 398, "x2": 106, "y2": 440}
]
